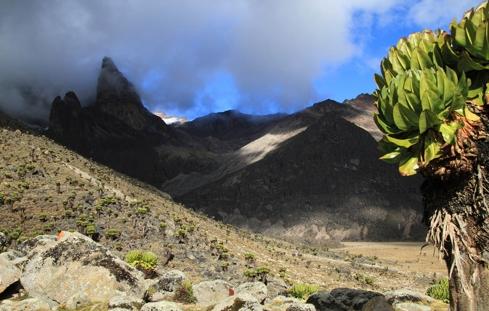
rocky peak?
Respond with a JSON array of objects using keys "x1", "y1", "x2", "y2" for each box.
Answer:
[
  {"x1": 96, "y1": 57, "x2": 166, "y2": 132},
  {"x1": 48, "y1": 91, "x2": 82, "y2": 140}
]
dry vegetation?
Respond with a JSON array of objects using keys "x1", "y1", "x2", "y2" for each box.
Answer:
[{"x1": 0, "y1": 125, "x2": 447, "y2": 296}]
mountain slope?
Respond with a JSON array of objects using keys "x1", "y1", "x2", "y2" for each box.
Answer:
[{"x1": 177, "y1": 112, "x2": 424, "y2": 243}]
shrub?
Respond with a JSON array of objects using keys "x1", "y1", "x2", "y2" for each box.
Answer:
[
  {"x1": 426, "y1": 278, "x2": 449, "y2": 303},
  {"x1": 105, "y1": 228, "x2": 121, "y2": 240},
  {"x1": 289, "y1": 283, "x2": 319, "y2": 300},
  {"x1": 174, "y1": 280, "x2": 197, "y2": 304},
  {"x1": 244, "y1": 252, "x2": 256, "y2": 262},
  {"x1": 125, "y1": 250, "x2": 158, "y2": 271},
  {"x1": 244, "y1": 266, "x2": 270, "y2": 283}
]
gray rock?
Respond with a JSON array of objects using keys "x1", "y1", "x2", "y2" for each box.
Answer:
[
  {"x1": 394, "y1": 302, "x2": 431, "y2": 311},
  {"x1": 0, "y1": 254, "x2": 21, "y2": 294},
  {"x1": 212, "y1": 293, "x2": 262, "y2": 311},
  {"x1": 237, "y1": 282, "x2": 268, "y2": 303},
  {"x1": 109, "y1": 294, "x2": 144, "y2": 310},
  {"x1": 306, "y1": 288, "x2": 393, "y2": 311},
  {"x1": 0, "y1": 297, "x2": 57, "y2": 311},
  {"x1": 20, "y1": 231, "x2": 146, "y2": 307},
  {"x1": 146, "y1": 270, "x2": 186, "y2": 302},
  {"x1": 193, "y1": 279, "x2": 234, "y2": 307},
  {"x1": 141, "y1": 301, "x2": 182, "y2": 311},
  {"x1": 383, "y1": 289, "x2": 434, "y2": 305},
  {"x1": 286, "y1": 302, "x2": 316, "y2": 311},
  {"x1": 266, "y1": 277, "x2": 289, "y2": 298}
]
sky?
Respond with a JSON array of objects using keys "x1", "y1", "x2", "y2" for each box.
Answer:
[{"x1": 0, "y1": 0, "x2": 482, "y2": 122}]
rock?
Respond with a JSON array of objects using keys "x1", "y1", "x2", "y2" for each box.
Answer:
[
  {"x1": 0, "y1": 232, "x2": 7, "y2": 252},
  {"x1": 193, "y1": 279, "x2": 234, "y2": 307},
  {"x1": 384, "y1": 289, "x2": 434, "y2": 305},
  {"x1": 394, "y1": 303, "x2": 431, "y2": 311},
  {"x1": 145, "y1": 270, "x2": 186, "y2": 302},
  {"x1": 20, "y1": 231, "x2": 146, "y2": 308},
  {"x1": 0, "y1": 254, "x2": 21, "y2": 294},
  {"x1": 265, "y1": 277, "x2": 289, "y2": 298},
  {"x1": 0, "y1": 297, "x2": 56, "y2": 311},
  {"x1": 109, "y1": 294, "x2": 144, "y2": 310},
  {"x1": 236, "y1": 282, "x2": 268, "y2": 303},
  {"x1": 212, "y1": 293, "x2": 262, "y2": 311},
  {"x1": 307, "y1": 288, "x2": 393, "y2": 311},
  {"x1": 286, "y1": 302, "x2": 316, "y2": 311},
  {"x1": 141, "y1": 301, "x2": 182, "y2": 311}
]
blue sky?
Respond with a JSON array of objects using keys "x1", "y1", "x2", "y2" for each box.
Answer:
[{"x1": 0, "y1": 0, "x2": 483, "y2": 121}]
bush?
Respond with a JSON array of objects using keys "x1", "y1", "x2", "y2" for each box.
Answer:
[
  {"x1": 426, "y1": 278, "x2": 449, "y2": 303},
  {"x1": 244, "y1": 252, "x2": 256, "y2": 262},
  {"x1": 125, "y1": 250, "x2": 158, "y2": 271},
  {"x1": 244, "y1": 266, "x2": 270, "y2": 283},
  {"x1": 174, "y1": 280, "x2": 197, "y2": 304},
  {"x1": 105, "y1": 228, "x2": 120, "y2": 240},
  {"x1": 289, "y1": 283, "x2": 319, "y2": 300}
]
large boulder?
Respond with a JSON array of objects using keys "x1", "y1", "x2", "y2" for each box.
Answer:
[
  {"x1": 108, "y1": 294, "x2": 144, "y2": 310},
  {"x1": 286, "y1": 302, "x2": 316, "y2": 311},
  {"x1": 141, "y1": 301, "x2": 182, "y2": 311},
  {"x1": 19, "y1": 231, "x2": 146, "y2": 308},
  {"x1": 236, "y1": 282, "x2": 268, "y2": 303},
  {"x1": 0, "y1": 297, "x2": 55, "y2": 311},
  {"x1": 0, "y1": 254, "x2": 21, "y2": 294},
  {"x1": 146, "y1": 270, "x2": 186, "y2": 302},
  {"x1": 306, "y1": 288, "x2": 393, "y2": 311},
  {"x1": 212, "y1": 293, "x2": 262, "y2": 311},
  {"x1": 193, "y1": 279, "x2": 234, "y2": 307}
]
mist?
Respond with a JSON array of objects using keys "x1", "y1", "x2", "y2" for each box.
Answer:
[{"x1": 0, "y1": 0, "x2": 470, "y2": 122}]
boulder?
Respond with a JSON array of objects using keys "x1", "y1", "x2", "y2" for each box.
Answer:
[
  {"x1": 19, "y1": 231, "x2": 146, "y2": 308},
  {"x1": 212, "y1": 293, "x2": 262, "y2": 311},
  {"x1": 306, "y1": 288, "x2": 393, "y2": 311},
  {"x1": 0, "y1": 254, "x2": 21, "y2": 294},
  {"x1": 236, "y1": 282, "x2": 268, "y2": 303},
  {"x1": 146, "y1": 270, "x2": 186, "y2": 302},
  {"x1": 286, "y1": 302, "x2": 316, "y2": 311},
  {"x1": 109, "y1": 294, "x2": 144, "y2": 310},
  {"x1": 383, "y1": 289, "x2": 434, "y2": 305},
  {"x1": 193, "y1": 279, "x2": 234, "y2": 307},
  {"x1": 0, "y1": 297, "x2": 56, "y2": 311},
  {"x1": 266, "y1": 277, "x2": 289, "y2": 298},
  {"x1": 141, "y1": 301, "x2": 182, "y2": 311},
  {"x1": 394, "y1": 303, "x2": 431, "y2": 311}
]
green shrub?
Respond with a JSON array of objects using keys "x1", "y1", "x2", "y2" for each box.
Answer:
[
  {"x1": 244, "y1": 252, "x2": 256, "y2": 262},
  {"x1": 174, "y1": 280, "x2": 197, "y2": 304},
  {"x1": 105, "y1": 228, "x2": 120, "y2": 240},
  {"x1": 125, "y1": 250, "x2": 158, "y2": 271},
  {"x1": 289, "y1": 283, "x2": 319, "y2": 300},
  {"x1": 426, "y1": 278, "x2": 449, "y2": 303},
  {"x1": 85, "y1": 224, "x2": 96, "y2": 236},
  {"x1": 244, "y1": 266, "x2": 270, "y2": 283}
]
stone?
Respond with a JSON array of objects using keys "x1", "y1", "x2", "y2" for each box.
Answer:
[
  {"x1": 266, "y1": 277, "x2": 289, "y2": 298},
  {"x1": 19, "y1": 231, "x2": 146, "y2": 307},
  {"x1": 286, "y1": 302, "x2": 316, "y2": 311},
  {"x1": 212, "y1": 293, "x2": 262, "y2": 311},
  {"x1": 0, "y1": 254, "x2": 21, "y2": 294},
  {"x1": 394, "y1": 302, "x2": 431, "y2": 311},
  {"x1": 145, "y1": 270, "x2": 186, "y2": 302},
  {"x1": 236, "y1": 282, "x2": 268, "y2": 303},
  {"x1": 141, "y1": 301, "x2": 182, "y2": 311},
  {"x1": 383, "y1": 289, "x2": 435, "y2": 305},
  {"x1": 0, "y1": 297, "x2": 56, "y2": 311},
  {"x1": 109, "y1": 294, "x2": 144, "y2": 310},
  {"x1": 307, "y1": 288, "x2": 393, "y2": 311},
  {"x1": 193, "y1": 279, "x2": 234, "y2": 307}
]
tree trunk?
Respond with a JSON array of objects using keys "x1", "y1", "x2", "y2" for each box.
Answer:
[{"x1": 423, "y1": 151, "x2": 489, "y2": 310}]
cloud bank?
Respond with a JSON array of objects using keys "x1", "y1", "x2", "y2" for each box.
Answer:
[{"x1": 0, "y1": 0, "x2": 481, "y2": 122}]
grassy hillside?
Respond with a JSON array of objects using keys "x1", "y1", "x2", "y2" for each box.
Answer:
[{"x1": 0, "y1": 123, "x2": 444, "y2": 294}]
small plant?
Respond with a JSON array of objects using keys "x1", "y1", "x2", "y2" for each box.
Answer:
[
  {"x1": 244, "y1": 266, "x2": 270, "y2": 283},
  {"x1": 159, "y1": 222, "x2": 167, "y2": 231},
  {"x1": 426, "y1": 278, "x2": 449, "y2": 303},
  {"x1": 289, "y1": 283, "x2": 319, "y2": 300},
  {"x1": 125, "y1": 250, "x2": 158, "y2": 275},
  {"x1": 85, "y1": 224, "x2": 97, "y2": 236},
  {"x1": 244, "y1": 252, "x2": 256, "y2": 262},
  {"x1": 354, "y1": 273, "x2": 375, "y2": 286},
  {"x1": 175, "y1": 228, "x2": 188, "y2": 240},
  {"x1": 174, "y1": 280, "x2": 197, "y2": 304},
  {"x1": 105, "y1": 228, "x2": 121, "y2": 240}
]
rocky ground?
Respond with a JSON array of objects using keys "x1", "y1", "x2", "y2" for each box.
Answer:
[{"x1": 0, "y1": 123, "x2": 449, "y2": 310}]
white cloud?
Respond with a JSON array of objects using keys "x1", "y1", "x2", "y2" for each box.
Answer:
[
  {"x1": 408, "y1": 0, "x2": 482, "y2": 29},
  {"x1": 0, "y1": 0, "x2": 402, "y2": 121}
]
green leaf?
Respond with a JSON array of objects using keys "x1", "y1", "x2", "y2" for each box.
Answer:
[
  {"x1": 380, "y1": 151, "x2": 403, "y2": 164},
  {"x1": 464, "y1": 106, "x2": 480, "y2": 122},
  {"x1": 399, "y1": 154, "x2": 419, "y2": 176},
  {"x1": 423, "y1": 132, "x2": 442, "y2": 164},
  {"x1": 374, "y1": 114, "x2": 399, "y2": 134},
  {"x1": 385, "y1": 134, "x2": 419, "y2": 148},
  {"x1": 439, "y1": 121, "x2": 462, "y2": 144},
  {"x1": 419, "y1": 110, "x2": 441, "y2": 134}
]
